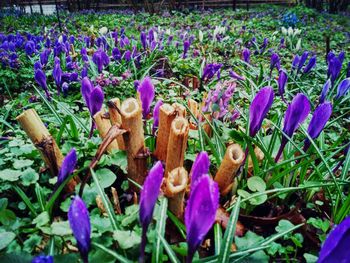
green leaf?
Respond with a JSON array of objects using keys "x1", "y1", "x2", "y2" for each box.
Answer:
[
  {"x1": 275, "y1": 220, "x2": 295, "y2": 238},
  {"x1": 304, "y1": 253, "x2": 318, "y2": 263},
  {"x1": 156, "y1": 231, "x2": 180, "y2": 263},
  {"x1": 21, "y1": 168, "x2": 39, "y2": 186},
  {"x1": 152, "y1": 197, "x2": 168, "y2": 263},
  {"x1": 51, "y1": 221, "x2": 72, "y2": 236},
  {"x1": 249, "y1": 194, "x2": 267, "y2": 206},
  {"x1": 0, "y1": 252, "x2": 32, "y2": 263},
  {"x1": 94, "y1": 168, "x2": 117, "y2": 188},
  {"x1": 13, "y1": 159, "x2": 34, "y2": 170},
  {"x1": 0, "y1": 209, "x2": 16, "y2": 225},
  {"x1": 247, "y1": 176, "x2": 266, "y2": 192},
  {"x1": 113, "y1": 230, "x2": 141, "y2": 249},
  {"x1": 0, "y1": 232, "x2": 16, "y2": 250},
  {"x1": 109, "y1": 150, "x2": 128, "y2": 173},
  {"x1": 33, "y1": 211, "x2": 50, "y2": 227},
  {"x1": 23, "y1": 235, "x2": 42, "y2": 253},
  {"x1": 0, "y1": 169, "x2": 21, "y2": 182},
  {"x1": 92, "y1": 242, "x2": 132, "y2": 263},
  {"x1": 218, "y1": 196, "x2": 241, "y2": 263}
]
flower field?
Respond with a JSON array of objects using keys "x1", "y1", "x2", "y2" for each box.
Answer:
[{"x1": 0, "y1": 4, "x2": 349, "y2": 263}]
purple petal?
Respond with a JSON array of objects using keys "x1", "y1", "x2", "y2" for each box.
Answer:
[
  {"x1": 137, "y1": 76, "x2": 155, "y2": 118},
  {"x1": 303, "y1": 55, "x2": 317, "y2": 74},
  {"x1": 229, "y1": 70, "x2": 245, "y2": 81},
  {"x1": 68, "y1": 196, "x2": 91, "y2": 263},
  {"x1": 190, "y1": 152, "x2": 210, "y2": 190},
  {"x1": 57, "y1": 148, "x2": 77, "y2": 185},
  {"x1": 278, "y1": 70, "x2": 288, "y2": 100},
  {"x1": 152, "y1": 99, "x2": 163, "y2": 133},
  {"x1": 249, "y1": 86, "x2": 274, "y2": 137},
  {"x1": 304, "y1": 102, "x2": 332, "y2": 151},
  {"x1": 318, "y1": 216, "x2": 350, "y2": 263},
  {"x1": 185, "y1": 175, "x2": 219, "y2": 262},
  {"x1": 336, "y1": 78, "x2": 350, "y2": 100},
  {"x1": 320, "y1": 79, "x2": 331, "y2": 104},
  {"x1": 89, "y1": 86, "x2": 104, "y2": 116},
  {"x1": 31, "y1": 255, "x2": 53, "y2": 263},
  {"x1": 81, "y1": 77, "x2": 93, "y2": 110},
  {"x1": 139, "y1": 161, "x2": 164, "y2": 230}
]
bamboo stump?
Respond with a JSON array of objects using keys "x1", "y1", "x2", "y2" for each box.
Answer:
[
  {"x1": 16, "y1": 109, "x2": 78, "y2": 191},
  {"x1": 120, "y1": 98, "x2": 148, "y2": 189},
  {"x1": 154, "y1": 104, "x2": 176, "y2": 162},
  {"x1": 108, "y1": 98, "x2": 125, "y2": 150},
  {"x1": 93, "y1": 109, "x2": 119, "y2": 153},
  {"x1": 165, "y1": 117, "x2": 189, "y2": 176},
  {"x1": 215, "y1": 144, "x2": 245, "y2": 196},
  {"x1": 164, "y1": 167, "x2": 188, "y2": 218}
]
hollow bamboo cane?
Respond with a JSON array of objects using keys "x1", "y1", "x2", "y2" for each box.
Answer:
[
  {"x1": 108, "y1": 98, "x2": 125, "y2": 150},
  {"x1": 16, "y1": 109, "x2": 78, "y2": 191},
  {"x1": 187, "y1": 98, "x2": 199, "y2": 129},
  {"x1": 164, "y1": 167, "x2": 188, "y2": 218},
  {"x1": 154, "y1": 104, "x2": 176, "y2": 162},
  {"x1": 172, "y1": 102, "x2": 187, "y2": 117},
  {"x1": 165, "y1": 117, "x2": 189, "y2": 176},
  {"x1": 120, "y1": 98, "x2": 148, "y2": 188},
  {"x1": 93, "y1": 109, "x2": 119, "y2": 153},
  {"x1": 215, "y1": 144, "x2": 245, "y2": 196}
]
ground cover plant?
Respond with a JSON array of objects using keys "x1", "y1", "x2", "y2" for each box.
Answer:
[{"x1": 0, "y1": 4, "x2": 350, "y2": 263}]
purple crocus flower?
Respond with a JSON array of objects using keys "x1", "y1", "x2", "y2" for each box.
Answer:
[
  {"x1": 57, "y1": 148, "x2": 77, "y2": 185},
  {"x1": 34, "y1": 61, "x2": 42, "y2": 71},
  {"x1": 318, "y1": 216, "x2": 350, "y2": 263},
  {"x1": 347, "y1": 62, "x2": 350, "y2": 78},
  {"x1": 68, "y1": 196, "x2": 91, "y2": 263},
  {"x1": 303, "y1": 102, "x2": 332, "y2": 152},
  {"x1": 291, "y1": 54, "x2": 300, "y2": 73},
  {"x1": 202, "y1": 63, "x2": 222, "y2": 83},
  {"x1": 319, "y1": 79, "x2": 331, "y2": 104},
  {"x1": 185, "y1": 175, "x2": 219, "y2": 263},
  {"x1": 242, "y1": 48, "x2": 250, "y2": 63},
  {"x1": 137, "y1": 76, "x2": 155, "y2": 118},
  {"x1": 112, "y1": 47, "x2": 121, "y2": 61},
  {"x1": 32, "y1": 255, "x2": 53, "y2": 263},
  {"x1": 303, "y1": 55, "x2": 317, "y2": 74},
  {"x1": 92, "y1": 48, "x2": 110, "y2": 73},
  {"x1": 249, "y1": 87, "x2": 274, "y2": 137},
  {"x1": 297, "y1": 51, "x2": 309, "y2": 74},
  {"x1": 152, "y1": 99, "x2": 163, "y2": 133},
  {"x1": 81, "y1": 77, "x2": 104, "y2": 117},
  {"x1": 270, "y1": 53, "x2": 281, "y2": 73},
  {"x1": 328, "y1": 56, "x2": 342, "y2": 84},
  {"x1": 139, "y1": 161, "x2": 164, "y2": 262},
  {"x1": 53, "y1": 57, "x2": 62, "y2": 93},
  {"x1": 140, "y1": 31, "x2": 147, "y2": 50},
  {"x1": 39, "y1": 49, "x2": 51, "y2": 66},
  {"x1": 183, "y1": 40, "x2": 190, "y2": 59},
  {"x1": 335, "y1": 78, "x2": 350, "y2": 100},
  {"x1": 25, "y1": 40, "x2": 35, "y2": 56},
  {"x1": 124, "y1": 50, "x2": 131, "y2": 61},
  {"x1": 189, "y1": 151, "x2": 210, "y2": 190},
  {"x1": 275, "y1": 93, "x2": 311, "y2": 162},
  {"x1": 278, "y1": 70, "x2": 288, "y2": 104},
  {"x1": 229, "y1": 70, "x2": 245, "y2": 81},
  {"x1": 34, "y1": 69, "x2": 51, "y2": 100}
]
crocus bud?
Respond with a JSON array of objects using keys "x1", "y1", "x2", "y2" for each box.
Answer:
[
  {"x1": 320, "y1": 79, "x2": 331, "y2": 104},
  {"x1": 34, "y1": 69, "x2": 51, "y2": 100},
  {"x1": 53, "y1": 58, "x2": 62, "y2": 91},
  {"x1": 297, "y1": 51, "x2": 309, "y2": 74},
  {"x1": 328, "y1": 57, "x2": 342, "y2": 84},
  {"x1": 278, "y1": 70, "x2": 288, "y2": 103},
  {"x1": 242, "y1": 48, "x2": 250, "y2": 63},
  {"x1": 139, "y1": 161, "x2": 164, "y2": 262},
  {"x1": 291, "y1": 54, "x2": 300, "y2": 73},
  {"x1": 335, "y1": 78, "x2": 350, "y2": 100},
  {"x1": 68, "y1": 196, "x2": 91, "y2": 263},
  {"x1": 185, "y1": 175, "x2": 219, "y2": 263},
  {"x1": 229, "y1": 70, "x2": 245, "y2": 81},
  {"x1": 249, "y1": 87, "x2": 274, "y2": 137},
  {"x1": 183, "y1": 40, "x2": 190, "y2": 59},
  {"x1": 137, "y1": 76, "x2": 155, "y2": 118},
  {"x1": 303, "y1": 55, "x2": 316, "y2": 74},
  {"x1": 189, "y1": 151, "x2": 210, "y2": 190},
  {"x1": 318, "y1": 216, "x2": 350, "y2": 263},
  {"x1": 89, "y1": 86, "x2": 104, "y2": 117},
  {"x1": 152, "y1": 99, "x2": 163, "y2": 133},
  {"x1": 57, "y1": 148, "x2": 77, "y2": 185},
  {"x1": 92, "y1": 48, "x2": 109, "y2": 73},
  {"x1": 275, "y1": 93, "x2": 310, "y2": 161},
  {"x1": 140, "y1": 31, "x2": 147, "y2": 50},
  {"x1": 303, "y1": 102, "x2": 332, "y2": 152},
  {"x1": 270, "y1": 53, "x2": 281, "y2": 73},
  {"x1": 32, "y1": 255, "x2": 53, "y2": 263}
]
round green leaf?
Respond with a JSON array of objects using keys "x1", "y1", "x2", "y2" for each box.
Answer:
[
  {"x1": 0, "y1": 231, "x2": 16, "y2": 250},
  {"x1": 247, "y1": 176, "x2": 266, "y2": 192},
  {"x1": 95, "y1": 168, "x2": 117, "y2": 188}
]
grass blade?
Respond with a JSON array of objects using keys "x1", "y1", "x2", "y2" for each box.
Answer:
[{"x1": 152, "y1": 197, "x2": 168, "y2": 263}]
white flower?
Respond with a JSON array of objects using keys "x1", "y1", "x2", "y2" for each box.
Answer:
[
  {"x1": 58, "y1": 35, "x2": 63, "y2": 43},
  {"x1": 99, "y1": 27, "x2": 108, "y2": 35},
  {"x1": 281, "y1": 27, "x2": 287, "y2": 35},
  {"x1": 288, "y1": 27, "x2": 293, "y2": 37},
  {"x1": 198, "y1": 30, "x2": 203, "y2": 42},
  {"x1": 296, "y1": 38, "x2": 301, "y2": 51}
]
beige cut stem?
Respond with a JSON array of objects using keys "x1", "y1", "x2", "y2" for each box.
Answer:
[
  {"x1": 154, "y1": 104, "x2": 176, "y2": 162},
  {"x1": 215, "y1": 144, "x2": 245, "y2": 196},
  {"x1": 108, "y1": 98, "x2": 125, "y2": 150},
  {"x1": 120, "y1": 98, "x2": 148, "y2": 189},
  {"x1": 164, "y1": 167, "x2": 188, "y2": 218},
  {"x1": 165, "y1": 117, "x2": 189, "y2": 176}
]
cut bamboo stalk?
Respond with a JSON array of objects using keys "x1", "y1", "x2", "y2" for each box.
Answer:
[
  {"x1": 108, "y1": 98, "x2": 125, "y2": 150},
  {"x1": 247, "y1": 147, "x2": 265, "y2": 176},
  {"x1": 215, "y1": 144, "x2": 245, "y2": 196},
  {"x1": 154, "y1": 104, "x2": 176, "y2": 162},
  {"x1": 93, "y1": 108, "x2": 119, "y2": 153},
  {"x1": 16, "y1": 109, "x2": 78, "y2": 191},
  {"x1": 120, "y1": 98, "x2": 148, "y2": 188},
  {"x1": 96, "y1": 195, "x2": 107, "y2": 216},
  {"x1": 187, "y1": 98, "x2": 199, "y2": 130},
  {"x1": 165, "y1": 117, "x2": 189, "y2": 176},
  {"x1": 111, "y1": 187, "x2": 122, "y2": 215},
  {"x1": 164, "y1": 167, "x2": 188, "y2": 218},
  {"x1": 172, "y1": 102, "x2": 187, "y2": 117}
]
